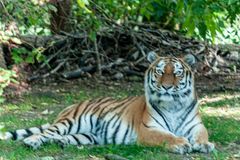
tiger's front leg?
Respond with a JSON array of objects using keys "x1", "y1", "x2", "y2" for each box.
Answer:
[
  {"x1": 187, "y1": 124, "x2": 215, "y2": 153},
  {"x1": 138, "y1": 125, "x2": 192, "y2": 154}
]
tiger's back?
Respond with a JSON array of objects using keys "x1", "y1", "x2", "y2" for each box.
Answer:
[{"x1": 53, "y1": 96, "x2": 146, "y2": 145}]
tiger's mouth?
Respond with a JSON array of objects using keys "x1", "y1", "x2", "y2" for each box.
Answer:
[{"x1": 154, "y1": 75, "x2": 182, "y2": 94}]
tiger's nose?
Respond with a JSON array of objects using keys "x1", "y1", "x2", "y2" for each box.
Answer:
[{"x1": 162, "y1": 84, "x2": 173, "y2": 90}]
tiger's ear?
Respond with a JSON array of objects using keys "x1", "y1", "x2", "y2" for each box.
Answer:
[
  {"x1": 183, "y1": 54, "x2": 196, "y2": 67},
  {"x1": 147, "y1": 51, "x2": 159, "y2": 63}
]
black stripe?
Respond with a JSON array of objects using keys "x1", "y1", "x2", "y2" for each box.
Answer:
[
  {"x1": 66, "y1": 118, "x2": 73, "y2": 134},
  {"x1": 174, "y1": 99, "x2": 197, "y2": 132},
  {"x1": 91, "y1": 98, "x2": 117, "y2": 129},
  {"x1": 25, "y1": 129, "x2": 33, "y2": 136},
  {"x1": 95, "y1": 108, "x2": 108, "y2": 131},
  {"x1": 183, "y1": 113, "x2": 198, "y2": 128},
  {"x1": 112, "y1": 116, "x2": 121, "y2": 128},
  {"x1": 89, "y1": 98, "x2": 114, "y2": 132},
  {"x1": 91, "y1": 98, "x2": 113, "y2": 113},
  {"x1": 110, "y1": 105, "x2": 126, "y2": 130},
  {"x1": 73, "y1": 102, "x2": 83, "y2": 118},
  {"x1": 104, "y1": 115, "x2": 118, "y2": 144},
  {"x1": 183, "y1": 89, "x2": 191, "y2": 96},
  {"x1": 184, "y1": 122, "x2": 202, "y2": 137},
  {"x1": 95, "y1": 98, "x2": 132, "y2": 131},
  {"x1": 92, "y1": 136, "x2": 98, "y2": 144},
  {"x1": 147, "y1": 70, "x2": 156, "y2": 95},
  {"x1": 100, "y1": 97, "x2": 134, "y2": 119},
  {"x1": 39, "y1": 126, "x2": 44, "y2": 133},
  {"x1": 61, "y1": 121, "x2": 69, "y2": 135},
  {"x1": 122, "y1": 124, "x2": 130, "y2": 144},
  {"x1": 47, "y1": 128, "x2": 56, "y2": 133},
  {"x1": 85, "y1": 98, "x2": 114, "y2": 132},
  {"x1": 98, "y1": 121, "x2": 106, "y2": 138},
  {"x1": 41, "y1": 135, "x2": 49, "y2": 139},
  {"x1": 148, "y1": 112, "x2": 166, "y2": 129},
  {"x1": 90, "y1": 115, "x2": 93, "y2": 133},
  {"x1": 9, "y1": 131, "x2": 17, "y2": 140},
  {"x1": 149, "y1": 101, "x2": 171, "y2": 131},
  {"x1": 142, "y1": 122, "x2": 155, "y2": 128},
  {"x1": 45, "y1": 130, "x2": 56, "y2": 136},
  {"x1": 81, "y1": 133, "x2": 93, "y2": 143},
  {"x1": 71, "y1": 135, "x2": 82, "y2": 144},
  {"x1": 189, "y1": 71, "x2": 192, "y2": 79},
  {"x1": 112, "y1": 121, "x2": 121, "y2": 144},
  {"x1": 83, "y1": 99, "x2": 101, "y2": 123},
  {"x1": 84, "y1": 98, "x2": 103, "y2": 118},
  {"x1": 77, "y1": 101, "x2": 94, "y2": 132},
  {"x1": 39, "y1": 136, "x2": 45, "y2": 144},
  {"x1": 52, "y1": 125, "x2": 61, "y2": 134},
  {"x1": 59, "y1": 107, "x2": 74, "y2": 119},
  {"x1": 129, "y1": 117, "x2": 135, "y2": 137},
  {"x1": 97, "y1": 97, "x2": 137, "y2": 143}
]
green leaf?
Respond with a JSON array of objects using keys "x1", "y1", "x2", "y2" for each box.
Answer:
[
  {"x1": 176, "y1": 0, "x2": 184, "y2": 15},
  {"x1": 198, "y1": 22, "x2": 207, "y2": 39},
  {"x1": 48, "y1": 4, "x2": 58, "y2": 12},
  {"x1": 28, "y1": 15, "x2": 37, "y2": 25},
  {"x1": 25, "y1": 56, "x2": 35, "y2": 64},
  {"x1": 0, "y1": 97, "x2": 5, "y2": 103},
  {"x1": 89, "y1": 31, "x2": 96, "y2": 41},
  {"x1": 12, "y1": 54, "x2": 23, "y2": 64},
  {"x1": 11, "y1": 37, "x2": 22, "y2": 44},
  {"x1": 76, "y1": 0, "x2": 92, "y2": 13}
]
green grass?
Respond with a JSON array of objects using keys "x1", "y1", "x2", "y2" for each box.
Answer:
[{"x1": 0, "y1": 81, "x2": 240, "y2": 160}]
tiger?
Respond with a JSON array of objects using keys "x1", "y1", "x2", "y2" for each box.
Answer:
[{"x1": 0, "y1": 51, "x2": 215, "y2": 154}]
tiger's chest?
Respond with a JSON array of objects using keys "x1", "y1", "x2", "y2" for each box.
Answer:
[{"x1": 148, "y1": 99, "x2": 195, "y2": 136}]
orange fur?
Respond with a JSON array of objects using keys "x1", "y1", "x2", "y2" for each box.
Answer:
[{"x1": 194, "y1": 125, "x2": 209, "y2": 144}]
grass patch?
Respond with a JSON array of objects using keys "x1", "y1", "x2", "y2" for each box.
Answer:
[
  {"x1": 203, "y1": 116, "x2": 240, "y2": 144},
  {"x1": 0, "y1": 81, "x2": 240, "y2": 159}
]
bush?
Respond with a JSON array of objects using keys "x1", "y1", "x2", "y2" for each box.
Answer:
[
  {"x1": 75, "y1": 0, "x2": 240, "y2": 43},
  {"x1": 0, "y1": 68, "x2": 17, "y2": 103}
]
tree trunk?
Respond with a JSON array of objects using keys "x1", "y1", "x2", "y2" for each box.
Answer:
[
  {"x1": 49, "y1": 0, "x2": 72, "y2": 34},
  {"x1": 0, "y1": 45, "x2": 7, "y2": 69}
]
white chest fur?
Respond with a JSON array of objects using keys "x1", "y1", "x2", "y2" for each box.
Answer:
[{"x1": 146, "y1": 95, "x2": 198, "y2": 136}]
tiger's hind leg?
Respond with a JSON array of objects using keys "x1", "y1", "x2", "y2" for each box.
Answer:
[
  {"x1": 23, "y1": 121, "x2": 74, "y2": 149},
  {"x1": 0, "y1": 123, "x2": 50, "y2": 141},
  {"x1": 55, "y1": 133, "x2": 98, "y2": 147}
]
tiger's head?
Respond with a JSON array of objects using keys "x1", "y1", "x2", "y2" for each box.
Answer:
[{"x1": 145, "y1": 51, "x2": 196, "y2": 102}]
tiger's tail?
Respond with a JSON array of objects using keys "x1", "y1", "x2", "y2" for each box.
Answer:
[{"x1": 0, "y1": 123, "x2": 51, "y2": 140}]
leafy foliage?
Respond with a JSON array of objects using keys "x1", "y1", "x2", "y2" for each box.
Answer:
[
  {"x1": 1, "y1": 0, "x2": 239, "y2": 43},
  {"x1": 216, "y1": 15, "x2": 240, "y2": 44},
  {"x1": 12, "y1": 47, "x2": 46, "y2": 64},
  {"x1": 0, "y1": 0, "x2": 52, "y2": 35},
  {"x1": 0, "y1": 68, "x2": 17, "y2": 103},
  {"x1": 75, "y1": 0, "x2": 240, "y2": 43},
  {"x1": 0, "y1": 0, "x2": 238, "y2": 82}
]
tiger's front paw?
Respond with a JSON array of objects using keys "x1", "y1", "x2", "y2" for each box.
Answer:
[
  {"x1": 193, "y1": 142, "x2": 215, "y2": 153},
  {"x1": 170, "y1": 137, "x2": 192, "y2": 154},
  {"x1": 23, "y1": 135, "x2": 43, "y2": 149}
]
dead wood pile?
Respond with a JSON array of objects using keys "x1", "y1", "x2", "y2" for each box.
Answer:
[{"x1": 3, "y1": 24, "x2": 240, "y2": 90}]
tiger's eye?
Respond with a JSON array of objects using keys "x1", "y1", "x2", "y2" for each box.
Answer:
[
  {"x1": 175, "y1": 70, "x2": 182, "y2": 76},
  {"x1": 156, "y1": 69, "x2": 163, "y2": 75}
]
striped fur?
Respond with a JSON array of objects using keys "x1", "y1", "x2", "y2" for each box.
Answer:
[{"x1": 0, "y1": 52, "x2": 214, "y2": 154}]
